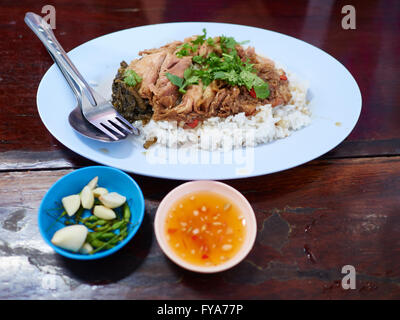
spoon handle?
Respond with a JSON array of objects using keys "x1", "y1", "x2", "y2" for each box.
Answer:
[{"x1": 24, "y1": 12, "x2": 97, "y2": 106}]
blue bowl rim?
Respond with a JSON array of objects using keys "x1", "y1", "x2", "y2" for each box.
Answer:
[{"x1": 38, "y1": 165, "x2": 145, "y2": 260}]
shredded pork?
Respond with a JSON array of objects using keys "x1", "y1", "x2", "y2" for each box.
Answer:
[{"x1": 123, "y1": 36, "x2": 292, "y2": 124}]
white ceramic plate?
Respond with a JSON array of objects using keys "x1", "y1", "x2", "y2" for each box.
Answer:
[{"x1": 37, "y1": 22, "x2": 362, "y2": 180}]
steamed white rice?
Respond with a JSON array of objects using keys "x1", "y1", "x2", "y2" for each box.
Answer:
[{"x1": 132, "y1": 70, "x2": 310, "y2": 151}]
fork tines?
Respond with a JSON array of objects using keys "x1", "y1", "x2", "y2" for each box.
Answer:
[
  {"x1": 91, "y1": 116, "x2": 138, "y2": 141},
  {"x1": 115, "y1": 114, "x2": 140, "y2": 135}
]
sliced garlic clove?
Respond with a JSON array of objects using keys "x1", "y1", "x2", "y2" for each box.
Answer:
[
  {"x1": 93, "y1": 205, "x2": 117, "y2": 220},
  {"x1": 51, "y1": 225, "x2": 88, "y2": 252},
  {"x1": 93, "y1": 187, "x2": 108, "y2": 198},
  {"x1": 79, "y1": 242, "x2": 93, "y2": 254},
  {"x1": 99, "y1": 192, "x2": 126, "y2": 209},
  {"x1": 86, "y1": 176, "x2": 98, "y2": 190},
  {"x1": 61, "y1": 194, "x2": 81, "y2": 217},
  {"x1": 80, "y1": 185, "x2": 94, "y2": 209}
]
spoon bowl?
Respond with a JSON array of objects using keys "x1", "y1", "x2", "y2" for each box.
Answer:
[{"x1": 68, "y1": 106, "x2": 126, "y2": 142}]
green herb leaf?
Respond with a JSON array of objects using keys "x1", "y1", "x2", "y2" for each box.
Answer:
[
  {"x1": 239, "y1": 70, "x2": 269, "y2": 98},
  {"x1": 166, "y1": 72, "x2": 184, "y2": 88},
  {"x1": 220, "y1": 36, "x2": 238, "y2": 52},
  {"x1": 192, "y1": 28, "x2": 207, "y2": 45},
  {"x1": 176, "y1": 48, "x2": 189, "y2": 57},
  {"x1": 253, "y1": 82, "x2": 270, "y2": 99},
  {"x1": 192, "y1": 55, "x2": 205, "y2": 64},
  {"x1": 183, "y1": 68, "x2": 193, "y2": 79},
  {"x1": 170, "y1": 30, "x2": 269, "y2": 99},
  {"x1": 238, "y1": 40, "x2": 250, "y2": 45},
  {"x1": 214, "y1": 70, "x2": 239, "y2": 85},
  {"x1": 123, "y1": 69, "x2": 142, "y2": 87},
  {"x1": 239, "y1": 70, "x2": 258, "y2": 91},
  {"x1": 166, "y1": 69, "x2": 200, "y2": 94},
  {"x1": 206, "y1": 37, "x2": 215, "y2": 46}
]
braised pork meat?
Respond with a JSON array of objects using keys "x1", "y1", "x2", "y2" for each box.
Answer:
[{"x1": 112, "y1": 31, "x2": 292, "y2": 126}]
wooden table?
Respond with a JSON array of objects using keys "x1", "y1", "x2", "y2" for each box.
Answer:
[{"x1": 1, "y1": 0, "x2": 399, "y2": 300}]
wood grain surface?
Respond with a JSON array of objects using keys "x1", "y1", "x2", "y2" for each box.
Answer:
[
  {"x1": 0, "y1": 0, "x2": 399, "y2": 300},
  {"x1": 1, "y1": 157, "x2": 399, "y2": 299}
]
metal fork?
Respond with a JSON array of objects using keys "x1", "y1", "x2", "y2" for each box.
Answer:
[{"x1": 24, "y1": 12, "x2": 139, "y2": 141}]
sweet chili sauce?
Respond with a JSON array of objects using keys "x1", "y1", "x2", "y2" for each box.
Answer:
[{"x1": 165, "y1": 191, "x2": 246, "y2": 267}]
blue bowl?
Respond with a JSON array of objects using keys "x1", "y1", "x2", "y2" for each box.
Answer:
[{"x1": 38, "y1": 166, "x2": 145, "y2": 260}]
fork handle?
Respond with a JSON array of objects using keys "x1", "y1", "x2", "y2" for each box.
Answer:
[{"x1": 24, "y1": 12, "x2": 97, "y2": 106}]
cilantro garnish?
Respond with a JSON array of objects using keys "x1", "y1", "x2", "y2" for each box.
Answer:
[
  {"x1": 123, "y1": 69, "x2": 142, "y2": 87},
  {"x1": 219, "y1": 35, "x2": 238, "y2": 52},
  {"x1": 214, "y1": 70, "x2": 239, "y2": 86},
  {"x1": 166, "y1": 68, "x2": 200, "y2": 94},
  {"x1": 169, "y1": 29, "x2": 270, "y2": 99},
  {"x1": 253, "y1": 82, "x2": 270, "y2": 99},
  {"x1": 206, "y1": 37, "x2": 215, "y2": 46},
  {"x1": 176, "y1": 42, "x2": 199, "y2": 58},
  {"x1": 191, "y1": 28, "x2": 207, "y2": 45},
  {"x1": 165, "y1": 73, "x2": 184, "y2": 89},
  {"x1": 176, "y1": 29, "x2": 207, "y2": 57}
]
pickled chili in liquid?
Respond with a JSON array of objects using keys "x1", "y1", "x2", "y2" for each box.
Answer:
[{"x1": 165, "y1": 191, "x2": 246, "y2": 266}]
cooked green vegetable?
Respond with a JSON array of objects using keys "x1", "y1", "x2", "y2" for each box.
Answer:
[
  {"x1": 112, "y1": 61, "x2": 153, "y2": 123},
  {"x1": 111, "y1": 220, "x2": 126, "y2": 231},
  {"x1": 123, "y1": 202, "x2": 131, "y2": 223},
  {"x1": 89, "y1": 234, "x2": 121, "y2": 253},
  {"x1": 74, "y1": 206, "x2": 85, "y2": 224}
]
